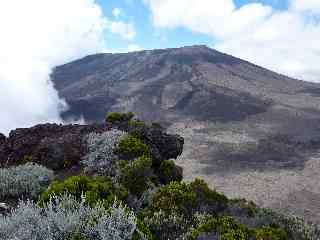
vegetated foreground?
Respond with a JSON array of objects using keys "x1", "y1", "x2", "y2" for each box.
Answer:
[
  {"x1": 0, "y1": 112, "x2": 318, "y2": 240},
  {"x1": 52, "y1": 45, "x2": 320, "y2": 223}
]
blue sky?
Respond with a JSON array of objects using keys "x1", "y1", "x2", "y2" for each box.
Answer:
[
  {"x1": 92, "y1": 0, "x2": 320, "y2": 83},
  {"x1": 97, "y1": 0, "x2": 289, "y2": 52},
  {"x1": 97, "y1": 0, "x2": 212, "y2": 51}
]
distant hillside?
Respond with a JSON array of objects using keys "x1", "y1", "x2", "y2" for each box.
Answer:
[{"x1": 52, "y1": 45, "x2": 320, "y2": 223}]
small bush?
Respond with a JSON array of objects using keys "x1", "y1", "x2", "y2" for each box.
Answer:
[
  {"x1": 144, "y1": 210, "x2": 191, "y2": 240},
  {"x1": 118, "y1": 135, "x2": 150, "y2": 160},
  {"x1": 41, "y1": 175, "x2": 118, "y2": 206},
  {"x1": 255, "y1": 226, "x2": 288, "y2": 240},
  {"x1": 82, "y1": 130, "x2": 127, "y2": 175},
  {"x1": 189, "y1": 216, "x2": 250, "y2": 240},
  {"x1": 258, "y1": 209, "x2": 320, "y2": 240},
  {"x1": 149, "y1": 181, "x2": 197, "y2": 216},
  {"x1": 120, "y1": 155, "x2": 152, "y2": 196},
  {"x1": 133, "y1": 217, "x2": 155, "y2": 240},
  {"x1": 229, "y1": 198, "x2": 258, "y2": 217},
  {"x1": 106, "y1": 112, "x2": 135, "y2": 123},
  {"x1": 0, "y1": 163, "x2": 54, "y2": 200},
  {"x1": 129, "y1": 120, "x2": 146, "y2": 128},
  {"x1": 189, "y1": 179, "x2": 229, "y2": 213},
  {"x1": 149, "y1": 180, "x2": 228, "y2": 217},
  {"x1": 0, "y1": 194, "x2": 137, "y2": 240},
  {"x1": 159, "y1": 160, "x2": 182, "y2": 184}
]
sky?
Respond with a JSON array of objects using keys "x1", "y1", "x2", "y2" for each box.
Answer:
[
  {"x1": 97, "y1": 0, "x2": 319, "y2": 82},
  {"x1": 0, "y1": 0, "x2": 319, "y2": 134}
]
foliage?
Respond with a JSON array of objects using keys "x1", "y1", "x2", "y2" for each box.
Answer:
[
  {"x1": 149, "y1": 179, "x2": 228, "y2": 218},
  {"x1": 82, "y1": 130, "x2": 127, "y2": 175},
  {"x1": 118, "y1": 135, "x2": 150, "y2": 160},
  {"x1": 129, "y1": 120, "x2": 146, "y2": 128},
  {"x1": 144, "y1": 210, "x2": 192, "y2": 240},
  {"x1": 120, "y1": 155, "x2": 152, "y2": 196},
  {"x1": 189, "y1": 216, "x2": 250, "y2": 240},
  {"x1": 133, "y1": 217, "x2": 155, "y2": 240},
  {"x1": 255, "y1": 226, "x2": 288, "y2": 240},
  {"x1": 106, "y1": 112, "x2": 135, "y2": 123},
  {"x1": 229, "y1": 198, "x2": 258, "y2": 217},
  {"x1": 159, "y1": 160, "x2": 182, "y2": 184},
  {"x1": 40, "y1": 175, "x2": 121, "y2": 206},
  {"x1": 149, "y1": 181, "x2": 197, "y2": 216},
  {"x1": 22, "y1": 155, "x2": 33, "y2": 163},
  {"x1": 0, "y1": 163, "x2": 54, "y2": 200},
  {"x1": 258, "y1": 209, "x2": 320, "y2": 240},
  {"x1": 0, "y1": 194, "x2": 137, "y2": 240}
]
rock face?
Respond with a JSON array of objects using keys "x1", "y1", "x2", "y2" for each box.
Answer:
[
  {"x1": 52, "y1": 45, "x2": 276, "y2": 124},
  {"x1": 0, "y1": 123, "x2": 110, "y2": 170},
  {"x1": 0, "y1": 134, "x2": 6, "y2": 145},
  {"x1": 51, "y1": 45, "x2": 320, "y2": 223},
  {"x1": 0, "y1": 122, "x2": 184, "y2": 172},
  {"x1": 115, "y1": 121, "x2": 184, "y2": 166}
]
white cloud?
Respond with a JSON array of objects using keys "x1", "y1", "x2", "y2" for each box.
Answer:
[
  {"x1": 112, "y1": 8, "x2": 121, "y2": 17},
  {"x1": 107, "y1": 20, "x2": 136, "y2": 40},
  {"x1": 291, "y1": 0, "x2": 320, "y2": 13},
  {"x1": 144, "y1": 0, "x2": 320, "y2": 82},
  {"x1": 128, "y1": 44, "x2": 143, "y2": 52},
  {"x1": 0, "y1": 0, "x2": 107, "y2": 135}
]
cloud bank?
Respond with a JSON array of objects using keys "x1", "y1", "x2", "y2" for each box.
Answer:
[
  {"x1": 144, "y1": 0, "x2": 320, "y2": 82},
  {"x1": 0, "y1": 0, "x2": 107, "y2": 135}
]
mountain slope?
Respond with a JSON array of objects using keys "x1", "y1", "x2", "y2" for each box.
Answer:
[
  {"x1": 53, "y1": 45, "x2": 319, "y2": 125},
  {"x1": 52, "y1": 45, "x2": 320, "y2": 223}
]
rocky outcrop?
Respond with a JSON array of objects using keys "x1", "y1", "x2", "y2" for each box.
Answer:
[
  {"x1": 0, "y1": 134, "x2": 6, "y2": 145},
  {"x1": 0, "y1": 123, "x2": 110, "y2": 170},
  {"x1": 0, "y1": 121, "x2": 184, "y2": 171},
  {"x1": 111, "y1": 121, "x2": 184, "y2": 167}
]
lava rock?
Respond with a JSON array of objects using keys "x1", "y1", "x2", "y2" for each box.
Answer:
[
  {"x1": 0, "y1": 121, "x2": 184, "y2": 171},
  {"x1": 1, "y1": 123, "x2": 110, "y2": 170},
  {"x1": 0, "y1": 133, "x2": 6, "y2": 145}
]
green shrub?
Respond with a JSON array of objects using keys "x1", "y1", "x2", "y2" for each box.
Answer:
[
  {"x1": 150, "y1": 181, "x2": 197, "y2": 216},
  {"x1": 144, "y1": 210, "x2": 191, "y2": 240},
  {"x1": 149, "y1": 179, "x2": 228, "y2": 218},
  {"x1": 255, "y1": 226, "x2": 288, "y2": 240},
  {"x1": 106, "y1": 112, "x2": 135, "y2": 123},
  {"x1": 189, "y1": 179, "x2": 229, "y2": 213},
  {"x1": 190, "y1": 216, "x2": 250, "y2": 240},
  {"x1": 129, "y1": 120, "x2": 146, "y2": 128},
  {"x1": 133, "y1": 218, "x2": 155, "y2": 240},
  {"x1": 22, "y1": 155, "x2": 33, "y2": 163},
  {"x1": 41, "y1": 175, "x2": 117, "y2": 206},
  {"x1": 159, "y1": 160, "x2": 182, "y2": 184},
  {"x1": 257, "y1": 208, "x2": 319, "y2": 239},
  {"x1": 229, "y1": 198, "x2": 258, "y2": 217},
  {"x1": 118, "y1": 135, "x2": 150, "y2": 160},
  {"x1": 120, "y1": 155, "x2": 152, "y2": 196}
]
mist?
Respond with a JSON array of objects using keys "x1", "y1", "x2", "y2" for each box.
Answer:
[{"x1": 0, "y1": 0, "x2": 107, "y2": 135}]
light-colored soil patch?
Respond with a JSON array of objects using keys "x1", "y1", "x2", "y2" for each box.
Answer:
[{"x1": 170, "y1": 121, "x2": 320, "y2": 224}]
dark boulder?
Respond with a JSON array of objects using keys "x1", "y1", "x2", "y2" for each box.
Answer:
[
  {"x1": 1, "y1": 123, "x2": 110, "y2": 170},
  {"x1": 0, "y1": 133, "x2": 6, "y2": 145},
  {"x1": 0, "y1": 134, "x2": 8, "y2": 167},
  {"x1": 113, "y1": 121, "x2": 184, "y2": 166}
]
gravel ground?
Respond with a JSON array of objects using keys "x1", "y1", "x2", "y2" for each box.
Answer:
[{"x1": 169, "y1": 120, "x2": 320, "y2": 224}]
